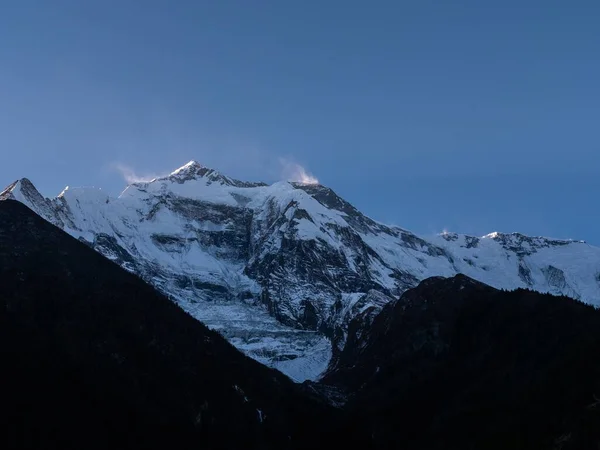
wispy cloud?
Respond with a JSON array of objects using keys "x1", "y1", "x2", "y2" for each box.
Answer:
[
  {"x1": 111, "y1": 163, "x2": 165, "y2": 184},
  {"x1": 279, "y1": 158, "x2": 319, "y2": 185}
]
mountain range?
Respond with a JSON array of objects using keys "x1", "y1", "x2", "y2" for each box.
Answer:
[
  {"x1": 2, "y1": 197, "x2": 600, "y2": 448},
  {"x1": 2, "y1": 160, "x2": 600, "y2": 381}
]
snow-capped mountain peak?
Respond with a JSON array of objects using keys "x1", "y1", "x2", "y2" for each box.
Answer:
[
  {"x1": 1, "y1": 178, "x2": 65, "y2": 228},
  {"x1": 170, "y1": 159, "x2": 204, "y2": 175},
  {"x1": 3, "y1": 162, "x2": 600, "y2": 382},
  {"x1": 165, "y1": 160, "x2": 230, "y2": 184},
  {"x1": 1, "y1": 178, "x2": 39, "y2": 202}
]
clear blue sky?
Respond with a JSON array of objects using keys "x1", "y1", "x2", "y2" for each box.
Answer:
[{"x1": 1, "y1": 1, "x2": 599, "y2": 242}]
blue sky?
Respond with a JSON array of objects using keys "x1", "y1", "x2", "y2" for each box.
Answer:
[{"x1": 1, "y1": 1, "x2": 599, "y2": 242}]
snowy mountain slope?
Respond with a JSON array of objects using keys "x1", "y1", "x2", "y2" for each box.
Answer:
[{"x1": 3, "y1": 161, "x2": 600, "y2": 380}]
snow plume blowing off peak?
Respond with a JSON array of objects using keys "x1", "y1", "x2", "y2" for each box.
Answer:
[
  {"x1": 112, "y1": 158, "x2": 319, "y2": 187},
  {"x1": 111, "y1": 163, "x2": 167, "y2": 184},
  {"x1": 279, "y1": 158, "x2": 319, "y2": 185}
]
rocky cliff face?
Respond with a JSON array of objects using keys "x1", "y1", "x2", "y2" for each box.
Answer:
[{"x1": 3, "y1": 161, "x2": 600, "y2": 380}]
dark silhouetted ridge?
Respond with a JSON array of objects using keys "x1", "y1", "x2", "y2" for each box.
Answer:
[
  {"x1": 323, "y1": 274, "x2": 600, "y2": 449},
  {"x1": 0, "y1": 200, "x2": 357, "y2": 450}
]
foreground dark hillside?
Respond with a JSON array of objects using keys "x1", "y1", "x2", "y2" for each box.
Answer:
[
  {"x1": 3, "y1": 198, "x2": 600, "y2": 450},
  {"x1": 0, "y1": 200, "x2": 358, "y2": 450},
  {"x1": 324, "y1": 275, "x2": 600, "y2": 449}
]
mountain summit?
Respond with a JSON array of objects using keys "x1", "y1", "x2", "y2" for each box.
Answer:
[
  {"x1": 153, "y1": 160, "x2": 269, "y2": 188},
  {"x1": 171, "y1": 159, "x2": 204, "y2": 174},
  {"x1": 3, "y1": 162, "x2": 600, "y2": 381}
]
